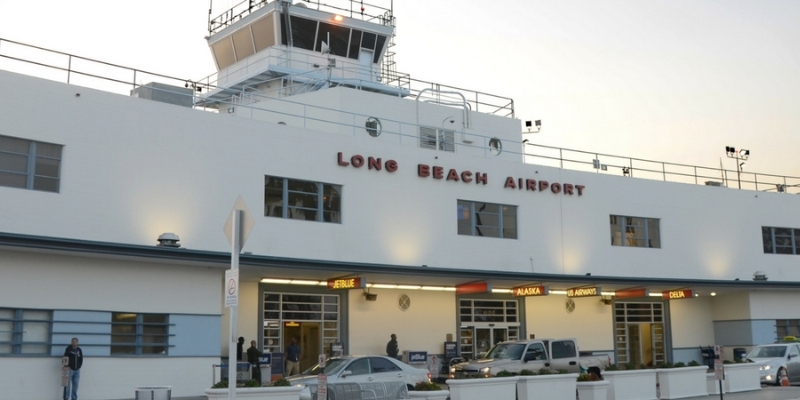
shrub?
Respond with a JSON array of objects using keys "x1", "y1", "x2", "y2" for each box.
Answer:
[
  {"x1": 604, "y1": 364, "x2": 620, "y2": 371},
  {"x1": 674, "y1": 362, "x2": 686, "y2": 368},
  {"x1": 271, "y1": 378, "x2": 290, "y2": 387},
  {"x1": 624, "y1": 362, "x2": 637, "y2": 370},
  {"x1": 577, "y1": 373, "x2": 591, "y2": 382},
  {"x1": 519, "y1": 369, "x2": 535, "y2": 376},
  {"x1": 537, "y1": 368, "x2": 553, "y2": 375},
  {"x1": 556, "y1": 369, "x2": 569, "y2": 374},
  {"x1": 496, "y1": 370, "x2": 515, "y2": 377},
  {"x1": 415, "y1": 381, "x2": 442, "y2": 391},
  {"x1": 243, "y1": 380, "x2": 261, "y2": 387},
  {"x1": 688, "y1": 360, "x2": 700, "y2": 367},
  {"x1": 212, "y1": 381, "x2": 228, "y2": 389}
]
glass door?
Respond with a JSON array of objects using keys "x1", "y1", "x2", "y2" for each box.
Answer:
[{"x1": 473, "y1": 327, "x2": 508, "y2": 358}]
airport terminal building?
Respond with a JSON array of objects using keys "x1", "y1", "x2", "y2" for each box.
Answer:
[{"x1": 2, "y1": 1, "x2": 800, "y2": 398}]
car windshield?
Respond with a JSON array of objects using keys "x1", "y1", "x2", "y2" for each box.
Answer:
[
  {"x1": 300, "y1": 358, "x2": 349, "y2": 376},
  {"x1": 484, "y1": 343, "x2": 525, "y2": 360},
  {"x1": 746, "y1": 346, "x2": 787, "y2": 359}
]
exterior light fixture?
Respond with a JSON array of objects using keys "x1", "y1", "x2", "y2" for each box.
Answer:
[
  {"x1": 724, "y1": 146, "x2": 751, "y2": 189},
  {"x1": 334, "y1": 15, "x2": 343, "y2": 21},
  {"x1": 156, "y1": 232, "x2": 180, "y2": 247},
  {"x1": 710, "y1": 292, "x2": 717, "y2": 296}
]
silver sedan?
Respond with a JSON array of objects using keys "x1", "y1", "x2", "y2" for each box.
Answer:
[
  {"x1": 287, "y1": 355, "x2": 431, "y2": 390},
  {"x1": 746, "y1": 342, "x2": 800, "y2": 385}
]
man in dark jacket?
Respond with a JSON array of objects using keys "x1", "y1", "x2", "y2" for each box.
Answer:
[
  {"x1": 63, "y1": 338, "x2": 83, "y2": 400},
  {"x1": 247, "y1": 340, "x2": 263, "y2": 384},
  {"x1": 386, "y1": 334, "x2": 399, "y2": 359}
]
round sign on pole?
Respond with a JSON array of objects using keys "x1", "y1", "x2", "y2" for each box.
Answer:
[
  {"x1": 319, "y1": 354, "x2": 326, "y2": 368},
  {"x1": 225, "y1": 269, "x2": 239, "y2": 307}
]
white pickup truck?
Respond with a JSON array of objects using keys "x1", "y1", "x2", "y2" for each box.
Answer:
[{"x1": 450, "y1": 338, "x2": 611, "y2": 377}]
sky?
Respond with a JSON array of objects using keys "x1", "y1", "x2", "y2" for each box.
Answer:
[{"x1": 1, "y1": 0, "x2": 798, "y2": 180}]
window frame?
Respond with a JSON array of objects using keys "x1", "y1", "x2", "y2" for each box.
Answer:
[
  {"x1": 609, "y1": 215, "x2": 661, "y2": 248},
  {"x1": 0, "y1": 134, "x2": 63, "y2": 193},
  {"x1": 0, "y1": 308, "x2": 52, "y2": 355},
  {"x1": 763, "y1": 227, "x2": 800, "y2": 255},
  {"x1": 457, "y1": 200, "x2": 517, "y2": 239},
  {"x1": 110, "y1": 312, "x2": 169, "y2": 356},
  {"x1": 264, "y1": 176, "x2": 342, "y2": 223}
]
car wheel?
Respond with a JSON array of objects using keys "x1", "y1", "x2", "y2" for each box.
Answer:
[{"x1": 776, "y1": 367, "x2": 788, "y2": 386}]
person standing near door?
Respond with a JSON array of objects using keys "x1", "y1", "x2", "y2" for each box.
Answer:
[
  {"x1": 284, "y1": 337, "x2": 301, "y2": 377},
  {"x1": 63, "y1": 337, "x2": 83, "y2": 400},
  {"x1": 386, "y1": 333, "x2": 399, "y2": 359},
  {"x1": 247, "y1": 340, "x2": 263, "y2": 384}
]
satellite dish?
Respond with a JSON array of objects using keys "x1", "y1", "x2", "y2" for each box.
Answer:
[{"x1": 321, "y1": 41, "x2": 329, "y2": 54}]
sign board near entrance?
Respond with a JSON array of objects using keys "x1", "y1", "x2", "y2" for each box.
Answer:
[
  {"x1": 456, "y1": 282, "x2": 491, "y2": 295},
  {"x1": 567, "y1": 287, "x2": 601, "y2": 297},
  {"x1": 662, "y1": 289, "x2": 694, "y2": 300},
  {"x1": 512, "y1": 285, "x2": 549, "y2": 297},
  {"x1": 327, "y1": 277, "x2": 365, "y2": 290}
]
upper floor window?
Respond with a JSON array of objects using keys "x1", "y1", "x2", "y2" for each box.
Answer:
[
  {"x1": 420, "y1": 127, "x2": 455, "y2": 152},
  {"x1": 610, "y1": 215, "x2": 660, "y2": 248},
  {"x1": 111, "y1": 313, "x2": 169, "y2": 355},
  {"x1": 0, "y1": 135, "x2": 62, "y2": 193},
  {"x1": 264, "y1": 176, "x2": 342, "y2": 223},
  {"x1": 763, "y1": 227, "x2": 800, "y2": 255},
  {"x1": 0, "y1": 308, "x2": 51, "y2": 355},
  {"x1": 458, "y1": 200, "x2": 517, "y2": 239}
]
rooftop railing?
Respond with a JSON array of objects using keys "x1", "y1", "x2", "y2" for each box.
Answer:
[
  {"x1": 522, "y1": 142, "x2": 800, "y2": 194},
  {"x1": 208, "y1": 0, "x2": 394, "y2": 35},
  {"x1": 1, "y1": 37, "x2": 798, "y2": 194}
]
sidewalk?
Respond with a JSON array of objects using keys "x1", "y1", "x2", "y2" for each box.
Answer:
[{"x1": 146, "y1": 385, "x2": 800, "y2": 400}]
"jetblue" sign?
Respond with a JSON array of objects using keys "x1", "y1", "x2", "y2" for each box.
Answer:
[{"x1": 408, "y1": 351, "x2": 427, "y2": 364}]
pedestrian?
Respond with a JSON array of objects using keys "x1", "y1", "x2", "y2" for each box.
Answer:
[
  {"x1": 63, "y1": 337, "x2": 83, "y2": 400},
  {"x1": 237, "y1": 337, "x2": 245, "y2": 361},
  {"x1": 587, "y1": 366, "x2": 603, "y2": 381},
  {"x1": 386, "y1": 334, "x2": 399, "y2": 359},
  {"x1": 284, "y1": 337, "x2": 301, "y2": 377},
  {"x1": 247, "y1": 340, "x2": 263, "y2": 384}
]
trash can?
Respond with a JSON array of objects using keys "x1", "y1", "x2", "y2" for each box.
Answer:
[
  {"x1": 733, "y1": 348, "x2": 747, "y2": 361},
  {"x1": 134, "y1": 386, "x2": 171, "y2": 400}
]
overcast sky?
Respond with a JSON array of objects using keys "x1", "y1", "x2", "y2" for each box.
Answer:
[{"x1": 1, "y1": 0, "x2": 798, "y2": 182}]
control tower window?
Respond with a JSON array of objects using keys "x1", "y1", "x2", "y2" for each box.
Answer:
[
  {"x1": 348, "y1": 30, "x2": 362, "y2": 60},
  {"x1": 286, "y1": 16, "x2": 318, "y2": 50},
  {"x1": 316, "y1": 22, "x2": 350, "y2": 57}
]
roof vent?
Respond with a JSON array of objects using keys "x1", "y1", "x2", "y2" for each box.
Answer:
[
  {"x1": 157, "y1": 232, "x2": 181, "y2": 248},
  {"x1": 753, "y1": 271, "x2": 768, "y2": 281}
]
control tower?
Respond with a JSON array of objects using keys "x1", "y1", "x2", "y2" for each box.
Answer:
[{"x1": 199, "y1": 0, "x2": 405, "y2": 108}]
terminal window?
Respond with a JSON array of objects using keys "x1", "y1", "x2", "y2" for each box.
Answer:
[
  {"x1": 762, "y1": 227, "x2": 800, "y2": 255},
  {"x1": 457, "y1": 200, "x2": 517, "y2": 239},
  {"x1": 264, "y1": 176, "x2": 341, "y2": 223},
  {"x1": 610, "y1": 215, "x2": 660, "y2": 248},
  {"x1": 0, "y1": 308, "x2": 51, "y2": 355},
  {"x1": 0, "y1": 134, "x2": 62, "y2": 193}
]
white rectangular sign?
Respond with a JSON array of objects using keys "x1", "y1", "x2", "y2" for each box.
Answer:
[
  {"x1": 317, "y1": 374, "x2": 327, "y2": 399},
  {"x1": 225, "y1": 269, "x2": 239, "y2": 307}
]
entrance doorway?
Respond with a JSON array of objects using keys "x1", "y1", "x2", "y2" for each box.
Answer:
[
  {"x1": 283, "y1": 322, "x2": 320, "y2": 372},
  {"x1": 614, "y1": 302, "x2": 665, "y2": 367},
  {"x1": 262, "y1": 292, "x2": 340, "y2": 373},
  {"x1": 457, "y1": 298, "x2": 520, "y2": 360}
]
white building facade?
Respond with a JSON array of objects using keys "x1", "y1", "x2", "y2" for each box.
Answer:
[{"x1": 2, "y1": 1, "x2": 800, "y2": 398}]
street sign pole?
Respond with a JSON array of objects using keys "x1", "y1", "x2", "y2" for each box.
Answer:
[{"x1": 228, "y1": 209, "x2": 241, "y2": 400}]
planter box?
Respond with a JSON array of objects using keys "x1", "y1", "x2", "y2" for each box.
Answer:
[
  {"x1": 656, "y1": 366, "x2": 708, "y2": 399},
  {"x1": 446, "y1": 376, "x2": 517, "y2": 400},
  {"x1": 723, "y1": 363, "x2": 761, "y2": 393},
  {"x1": 577, "y1": 380, "x2": 609, "y2": 400},
  {"x1": 205, "y1": 386, "x2": 303, "y2": 400},
  {"x1": 408, "y1": 390, "x2": 450, "y2": 400},
  {"x1": 604, "y1": 369, "x2": 657, "y2": 400},
  {"x1": 517, "y1": 373, "x2": 578, "y2": 400}
]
